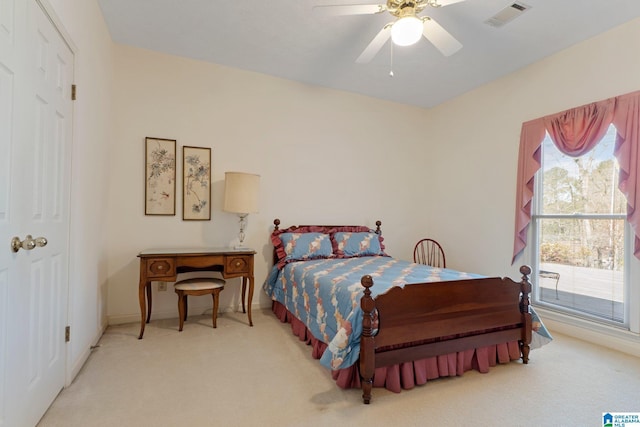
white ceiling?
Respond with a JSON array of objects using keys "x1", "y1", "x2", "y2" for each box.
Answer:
[{"x1": 97, "y1": 0, "x2": 640, "y2": 109}]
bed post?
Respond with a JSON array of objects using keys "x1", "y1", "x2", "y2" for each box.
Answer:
[
  {"x1": 519, "y1": 265, "x2": 532, "y2": 364},
  {"x1": 360, "y1": 274, "x2": 375, "y2": 404},
  {"x1": 374, "y1": 220, "x2": 382, "y2": 235},
  {"x1": 272, "y1": 219, "x2": 281, "y2": 265}
]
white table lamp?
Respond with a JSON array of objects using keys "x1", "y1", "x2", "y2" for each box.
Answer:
[{"x1": 223, "y1": 172, "x2": 260, "y2": 249}]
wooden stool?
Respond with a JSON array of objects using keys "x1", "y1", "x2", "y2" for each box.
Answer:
[{"x1": 174, "y1": 278, "x2": 225, "y2": 331}]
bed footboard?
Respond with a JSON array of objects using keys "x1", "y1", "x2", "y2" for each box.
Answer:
[{"x1": 359, "y1": 265, "x2": 532, "y2": 404}]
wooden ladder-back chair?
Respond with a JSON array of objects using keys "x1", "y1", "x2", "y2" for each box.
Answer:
[{"x1": 413, "y1": 238, "x2": 446, "y2": 268}]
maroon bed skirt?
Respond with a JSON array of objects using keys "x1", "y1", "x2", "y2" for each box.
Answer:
[{"x1": 271, "y1": 301, "x2": 521, "y2": 393}]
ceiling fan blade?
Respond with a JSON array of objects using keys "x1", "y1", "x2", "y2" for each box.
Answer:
[
  {"x1": 429, "y1": 0, "x2": 466, "y2": 6},
  {"x1": 356, "y1": 24, "x2": 392, "y2": 63},
  {"x1": 313, "y1": 4, "x2": 386, "y2": 17},
  {"x1": 422, "y1": 17, "x2": 462, "y2": 56}
]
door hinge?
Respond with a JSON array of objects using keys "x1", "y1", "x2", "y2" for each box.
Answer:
[
  {"x1": 65, "y1": 325, "x2": 70, "y2": 342},
  {"x1": 71, "y1": 84, "x2": 76, "y2": 101}
]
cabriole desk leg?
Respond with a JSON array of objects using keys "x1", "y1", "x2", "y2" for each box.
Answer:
[
  {"x1": 241, "y1": 277, "x2": 247, "y2": 314},
  {"x1": 138, "y1": 279, "x2": 148, "y2": 339},
  {"x1": 247, "y1": 275, "x2": 254, "y2": 327},
  {"x1": 146, "y1": 282, "x2": 152, "y2": 323}
]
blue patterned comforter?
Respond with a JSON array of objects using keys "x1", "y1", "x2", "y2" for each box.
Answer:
[{"x1": 263, "y1": 256, "x2": 552, "y2": 370}]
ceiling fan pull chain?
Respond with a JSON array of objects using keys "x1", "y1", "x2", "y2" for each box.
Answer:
[{"x1": 389, "y1": 41, "x2": 394, "y2": 77}]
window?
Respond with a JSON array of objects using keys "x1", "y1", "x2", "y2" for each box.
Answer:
[
  {"x1": 513, "y1": 91, "x2": 640, "y2": 337},
  {"x1": 531, "y1": 125, "x2": 629, "y2": 325}
]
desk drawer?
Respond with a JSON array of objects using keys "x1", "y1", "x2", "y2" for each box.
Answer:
[
  {"x1": 147, "y1": 258, "x2": 176, "y2": 278},
  {"x1": 226, "y1": 256, "x2": 251, "y2": 274}
]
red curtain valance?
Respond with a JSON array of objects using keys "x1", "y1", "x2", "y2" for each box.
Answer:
[{"x1": 513, "y1": 90, "x2": 640, "y2": 263}]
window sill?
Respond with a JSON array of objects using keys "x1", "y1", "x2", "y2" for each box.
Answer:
[{"x1": 533, "y1": 305, "x2": 640, "y2": 358}]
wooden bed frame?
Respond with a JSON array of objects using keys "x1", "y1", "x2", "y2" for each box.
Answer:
[
  {"x1": 359, "y1": 267, "x2": 532, "y2": 403},
  {"x1": 271, "y1": 219, "x2": 532, "y2": 404}
]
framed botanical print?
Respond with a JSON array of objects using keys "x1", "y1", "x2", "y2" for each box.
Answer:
[
  {"x1": 144, "y1": 137, "x2": 176, "y2": 215},
  {"x1": 182, "y1": 146, "x2": 211, "y2": 220}
]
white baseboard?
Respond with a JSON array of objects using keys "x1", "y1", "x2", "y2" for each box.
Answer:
[
  {"x1": 535, "y1": 306, "x2": 640, "y2": 358},
  {"x1": 107, "y1": 303, "x2": 256, "y2": 326}
]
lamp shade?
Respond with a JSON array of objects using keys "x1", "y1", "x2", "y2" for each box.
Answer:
[{"x1": 223, "y1": 172, "x2": 260, "y2": 214}]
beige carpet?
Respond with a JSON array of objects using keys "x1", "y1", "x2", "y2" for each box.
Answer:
[{"x1": 38, "y1": 308, "x2": 640, "y2": 427}]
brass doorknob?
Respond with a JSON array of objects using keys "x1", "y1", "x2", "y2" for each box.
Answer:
[{"x1": 10, "y1": 235, "x2": 48, "y2": 253}]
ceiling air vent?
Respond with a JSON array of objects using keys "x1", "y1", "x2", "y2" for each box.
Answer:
[{"x1": 484, "y1": 2, "x2": 531, "y2": 28}]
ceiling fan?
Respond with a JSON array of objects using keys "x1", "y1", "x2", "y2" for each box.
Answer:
[{"x1": 314, "y1": 0, "x2": 465, "y2": 63}]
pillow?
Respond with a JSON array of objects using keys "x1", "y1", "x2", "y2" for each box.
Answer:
[
  {"x1": 271, "y1": 224, "x2": 385, "y2": 269},
  {"x1": 278, "y1": 232, "x2": 333, "y2": 266},
  {"x1": 332, "y1": 232, "x2": 385, "y2": 258}
]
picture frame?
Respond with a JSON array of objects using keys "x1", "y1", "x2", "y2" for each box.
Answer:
[
  {"x1": 182, "y1": 146, "x2": 211, "y2": 220},
  {"x1": 145, "y1": 137, "x2": 176, "y2": 216}
]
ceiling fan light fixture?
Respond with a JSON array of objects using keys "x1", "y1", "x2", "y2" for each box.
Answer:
[{"x1": 391, "y1": 16, "x2": 423, "y2": 46}]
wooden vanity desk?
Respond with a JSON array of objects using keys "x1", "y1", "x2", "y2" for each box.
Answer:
[{"x1": 137, "y1": 248, "x2": 255, "y2": 339}]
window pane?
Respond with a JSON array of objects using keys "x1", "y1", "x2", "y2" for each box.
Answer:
[
  {"x1": 541, "y1": 125, "x2": 625, "y2": 215},
  {"x1": 538, "y1": 217, "x2": 624, "y2": 323}
]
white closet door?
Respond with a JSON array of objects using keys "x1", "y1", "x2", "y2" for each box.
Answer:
[{"x1": 0, "y1": 0, "x2": 73, "y2": 425}]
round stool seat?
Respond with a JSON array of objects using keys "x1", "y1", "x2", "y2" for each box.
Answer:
[
  {"x1": 174, "y1": 277, "x2": 225, "y2": 291},
  {"x1": 174, "y1": 277, "x2": 226, "y2": 330}
]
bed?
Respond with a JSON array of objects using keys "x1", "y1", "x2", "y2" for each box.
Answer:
[{"x1": 263, "y1": 219, "x2": 552, "y2": 404}]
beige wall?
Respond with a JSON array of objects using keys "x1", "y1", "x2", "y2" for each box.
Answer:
[
  {"x1": 423, "y1": 17, "x2": 640, "y2": 279},
  {"x1": 107, "y1": 46, "x2": 431, "y2": 323},
  {"x1": 43, "y1": 0, "x2": 640, "y2": 373},
  {"x1": 106, "y1": 17, "x2": 640, "y2": 328},
  {"x1": 423, "y1": 17, "x2": 640, "y2": 354}
]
